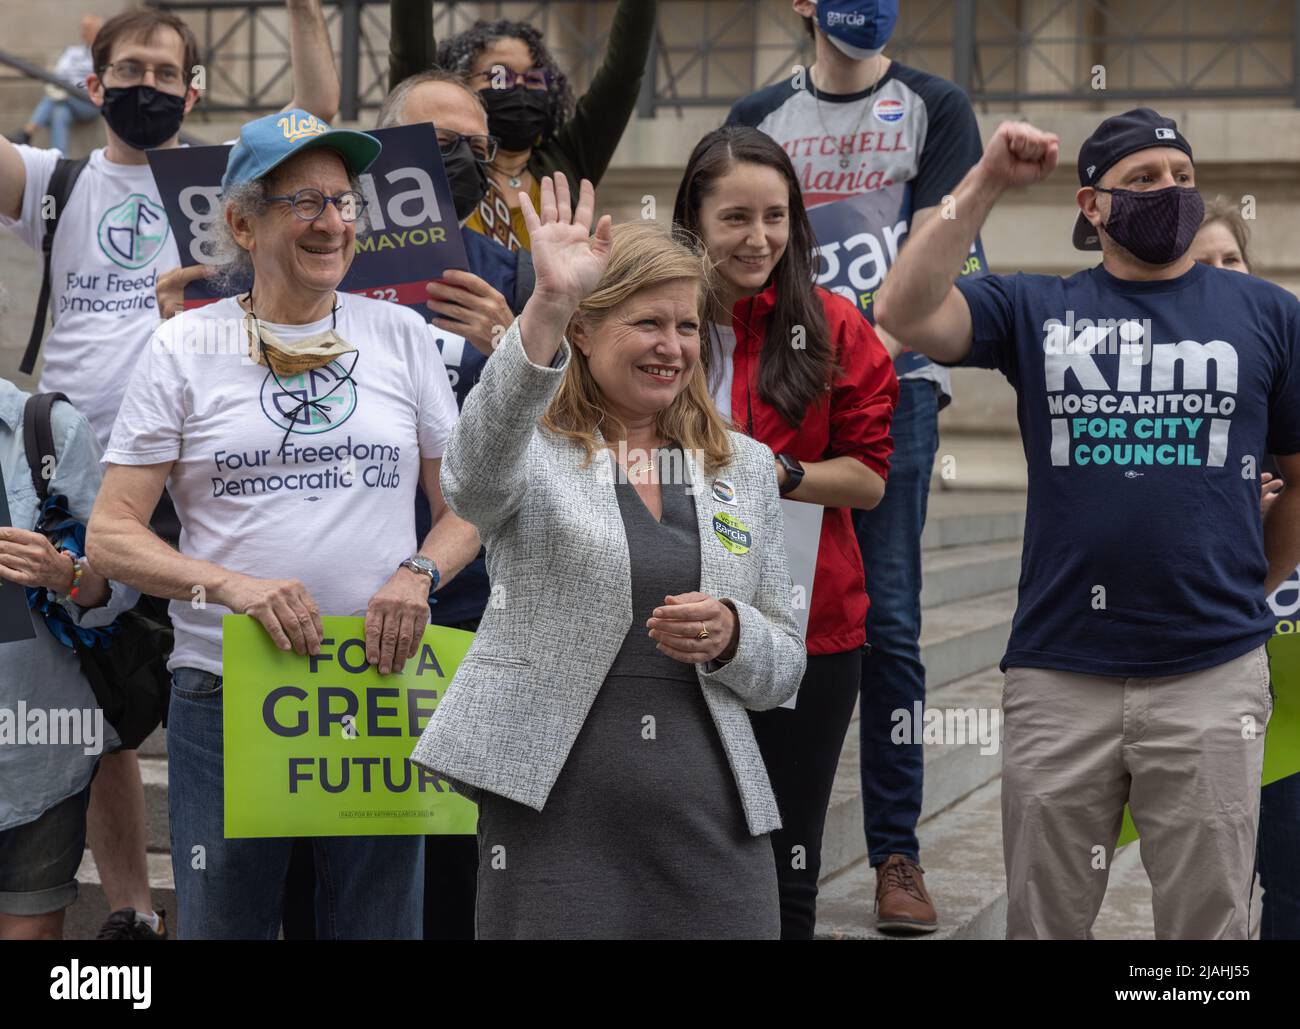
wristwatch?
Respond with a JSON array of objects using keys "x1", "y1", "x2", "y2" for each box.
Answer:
[
  {"x1": 776, "y1": 453, "x2": 805, "y2": 496},
  {"x1": 399, "y1": 556, "x2": 441, "y2": 593}
]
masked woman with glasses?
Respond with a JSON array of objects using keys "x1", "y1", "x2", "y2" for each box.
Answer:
[
  {"x1": 86, "y1": 110, "x2": 481, "y2": 940},
  {"x1": 387, "y1": 0, "x2": 656, "y2": 254}
]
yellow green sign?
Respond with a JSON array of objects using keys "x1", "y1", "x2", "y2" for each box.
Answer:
[{"x1": 221, "y1": 614, "x2": 477, "y2": 838}]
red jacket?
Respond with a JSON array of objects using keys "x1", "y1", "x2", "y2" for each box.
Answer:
[{"x1": 728, "y1": 284, "x2": 898, "y2": 656}]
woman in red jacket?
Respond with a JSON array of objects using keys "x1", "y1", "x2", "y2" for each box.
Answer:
[{"x1": 674, "y1": 126, "x2": 898, "y2": 939}]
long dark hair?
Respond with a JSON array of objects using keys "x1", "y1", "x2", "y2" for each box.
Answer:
[
  {"x1": 673, "y1": 126, "x2": 835, "y2": 430},
  {"x1": 436, "y1": 19, "x2": 574, "y2": 142}
]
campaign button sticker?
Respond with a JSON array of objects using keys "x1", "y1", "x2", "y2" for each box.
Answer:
[
  {"x1": 713, "y1": 511, "x2": 753, "y2": 555},
  {"x1": 873, "y1": 97, "x2": 905, "y2": 123},
  {"x1": 712, "y1": 478, "x2": 737, "y2": 505}
]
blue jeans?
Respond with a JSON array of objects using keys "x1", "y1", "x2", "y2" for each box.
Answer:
[
  {"x1": 853, "y1": 378, "x2": 940, "y2": 866},
  {"x1": 28, "y1": 95, "x2": 98, "y2": 154},
  {"x1": 167, "y1": 667, "x2": 424, "y2": 939},
  {"x1": 1259, "y1": 771, "x2": 1300, "y2": 939}
]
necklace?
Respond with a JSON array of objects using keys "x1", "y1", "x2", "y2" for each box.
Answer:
[
  {"x1": 490, "y1": 158, "x2": 530, "y2": 190},
  {"x1": 810, "y1": 62, "x2": 884, "y2": 170}
]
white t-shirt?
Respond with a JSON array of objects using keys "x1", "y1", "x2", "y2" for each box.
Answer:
[
  {"x1": 104, "y1": 294, "x2": 460, "y2": 675},
  {"x1": 708, "y1": 322, "x2": 738, "y2": 422},
  {"x1": 53, "y1": 45, "x2": 93, "y2": 90},
  {"x1": 1, "y1": 145, "x2": 181, "y2": 445}
]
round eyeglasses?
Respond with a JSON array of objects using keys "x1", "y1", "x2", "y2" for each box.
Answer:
[{"x1": 265, "y1": 188, "x2": 367, "y2": 223}]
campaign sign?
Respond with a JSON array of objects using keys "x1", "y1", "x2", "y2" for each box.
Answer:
[
  {"x1": 147, "y1": 122, "x2": 467, "y2": 319},
  {"x1": 222, "y1": 614, "x2": 477, "y2": 837},
  {"x1": 809, "y1": 185, "x2": 988, "y2": 376},
  {"x1": 1114, "y1": 570, "x2": 1300, "y2": 846},
  {"x1": 0, "y1": 464, "x2": 37, "y2": 644}
]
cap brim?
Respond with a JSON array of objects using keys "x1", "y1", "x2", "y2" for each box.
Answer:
[
  {"x1": 1073, "y1": 211, "x2": 1102, "y2": 251},
  {"x1": 261, "y1": 128, "x2": 382, "y2": 183}
]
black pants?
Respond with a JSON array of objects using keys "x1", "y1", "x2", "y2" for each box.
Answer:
[
  {"x1": 281, "y1": 616, "x2": 482, "y2": 941},
  {"x1": 749, "y1": 648, "x2": 862, "y2": 940}
]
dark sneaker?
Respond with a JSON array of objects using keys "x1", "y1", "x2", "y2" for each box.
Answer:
[
  {"x1": 96, "y1": 907, "x2": 168, "y2": 940},
  {"x1": 874, "y1": 855, "x2": 939, "y2": 934}
]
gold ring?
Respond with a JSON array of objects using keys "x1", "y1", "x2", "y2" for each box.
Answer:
[{"x1": 697, "y1": 628, "x2": 710, "y2": 640}]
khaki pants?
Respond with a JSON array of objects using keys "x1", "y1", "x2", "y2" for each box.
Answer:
[{"x1": 1001, "y1": 644, "x2": 1272, "y2": 940}]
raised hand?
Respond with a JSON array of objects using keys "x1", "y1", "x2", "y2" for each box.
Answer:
[
  {"x1": 519, "y1": 172, "x2": 613, "y2": 312},
  {"x1": 979, "y1": 121, "x2": 1060, "y2": 190}
]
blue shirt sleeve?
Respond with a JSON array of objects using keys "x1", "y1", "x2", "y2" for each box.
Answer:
[
  {"x1": 1267, "y1": 296, "x2": 1300, "y2": 455},
  {"x1": 951, "y1": 273, "x2": 1021, "y2": 387}
]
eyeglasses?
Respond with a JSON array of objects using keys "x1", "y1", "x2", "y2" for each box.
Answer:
[
  {"x1": 436, "y1": 129, "x2": 498, "y2": 163},
  {"x1": 469, "y1": 66, "x2": 553, "y2": 91},
  {"x1": 265, "y1": 188, "x2": 367, "y2": 223},
  {"x1": 100, "y1": 60, "x2": 186, "y2": 89}
]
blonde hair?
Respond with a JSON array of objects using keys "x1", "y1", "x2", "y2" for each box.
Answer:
[
  {"x1": 540, "y1": 222, "x2": 734, "y2": 474},
  {"x1": 1201, "y1": 194, "x2": 1252, "y2": 273}
]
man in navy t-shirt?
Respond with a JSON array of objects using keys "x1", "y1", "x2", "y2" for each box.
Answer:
[{"x1": 876, "y1": 107, "x2": 1300, "y2": 939}]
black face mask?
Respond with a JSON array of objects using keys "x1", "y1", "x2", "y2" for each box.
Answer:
[
  {"x1": 1094, "y1": 184, "x2": 1205, "y2": 265},
  {"x1": 479, "y1": 85, "x2": 550, "y2": 152},
  {"x1": 100, "y1": 85, "x2": 187, "y2": 150},
  {"x1": 442, "y1": 139, "x2": 489, "y2": 222}
]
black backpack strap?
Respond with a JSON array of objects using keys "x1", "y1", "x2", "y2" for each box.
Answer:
[
  {"x1": 22, "y1": 392, "x2": 69, "y2": 503},
  {"x1": 20, "y1": 156, "x2": 90, "y2": 375},
  {"x1": 512, "y1": 247, "x2": 535, "y2": 314}
]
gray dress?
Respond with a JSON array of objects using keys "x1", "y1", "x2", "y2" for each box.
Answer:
[{"x1": 474, "y1": 445, "x2": 780, "y2": 940}]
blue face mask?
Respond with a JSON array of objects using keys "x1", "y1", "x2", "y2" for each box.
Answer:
[{"x1": 816, "y1": 0, "x2": 898, "y2": 61}]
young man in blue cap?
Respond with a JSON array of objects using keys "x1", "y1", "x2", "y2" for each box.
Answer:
[
  {"x1": 877, "y1": 109, "x2": 1300, "y2": 939},
  {"x1": 727, "y1": 0, "x2": 982, "y2": 936},
  {"x1": 87, "y1": 110, "x2": 475, "y2": 939}
]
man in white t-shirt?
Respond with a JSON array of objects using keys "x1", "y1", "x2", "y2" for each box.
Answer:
[
  {"x1": 87, "y1": 109, "x2": 478, "y2": 938},
  {"x1": 0, "y1": 3, "x2": 341, "y2": 941}
]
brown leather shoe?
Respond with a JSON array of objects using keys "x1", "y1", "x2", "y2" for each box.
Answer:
[{"x1": 874, "y1": 855, "x2": 939, "y2": 934}]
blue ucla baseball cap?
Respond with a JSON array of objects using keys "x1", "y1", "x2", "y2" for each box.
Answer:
[
  {"x1": 814, "y1": 0, "x2": 898, "y2": 60},
  {"x1": 221, "y1": 108, "x2": 382, "y2": 192}
]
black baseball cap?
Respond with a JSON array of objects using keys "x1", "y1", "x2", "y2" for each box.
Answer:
[{"x1": 1072, "y1": 107, "x2": 1195, "y2": 250}]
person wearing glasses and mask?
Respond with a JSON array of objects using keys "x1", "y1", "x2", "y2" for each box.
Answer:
[
  {"x1": 86, "y1": 111, "x2": 478, "y2": 939},
  {"x1": 0, "y1": 2, "x2": 340, "y2": 944},
  {"x1": 386, "y1": 0, "x2": 656, "y2": 254}
]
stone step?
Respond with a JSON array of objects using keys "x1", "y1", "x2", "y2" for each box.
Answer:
[
  {"x1": 819, "y1": 666, "x2": 1004, "y2": 880},
  {"x1": 140, "y1": 725, "x2": 166, "y2": 758},
  {"x1": 816, "y1": 777, "x2": 1009, "y2": 940},
  {"x1": 65, "y1": 850, "x2": 176, "y2": 942},
  {"x1": 921, "y1": 491, "x2": 1025, "y2": 552},
  {"x1": 917, "y1": 587, "x2": 1016, "y2": 691},
  {"x1": 139, "y1": 754, "x2": 170, "y2": 853},
  {"x1": 921, "y1": 539, "x2": 1021, "y2": 609},
  {"x1": 932, "y1": 434, "x2": 1028, "y2": 492}
]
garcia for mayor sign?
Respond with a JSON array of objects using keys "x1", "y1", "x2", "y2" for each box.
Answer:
[
  {"x1": 221, "y1": 614, "x2": 477, "y2": 837},
  {"x1": 148, "y1": 122, "x2": 467, "y2": 318}
]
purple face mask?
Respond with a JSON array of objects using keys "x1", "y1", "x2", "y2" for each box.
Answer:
[{"x1": 1093, "y1": 184, "x2": 1205, "y2": 265}]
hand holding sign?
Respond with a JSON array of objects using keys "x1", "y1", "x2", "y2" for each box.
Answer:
[
  {"x1": 425, "y1": 269, "x2": 515, "y2": 356},
  {"x1": 364, "y1": 567, "x2": 432, "y2": 675},
  {"x1": 217, "y1": 572, "x2": 325, "y2": 656}
]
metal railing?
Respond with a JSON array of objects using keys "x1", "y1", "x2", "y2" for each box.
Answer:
[{"x1": 141, "y1": 0, "x2": 1300, "y2": 119}]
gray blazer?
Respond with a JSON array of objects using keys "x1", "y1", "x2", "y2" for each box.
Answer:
[{"x1": 411, "y1": 320, "x2": 807, "y2": 835}]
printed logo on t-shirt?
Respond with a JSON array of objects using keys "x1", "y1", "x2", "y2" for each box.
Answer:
[
  {"x1": 1041, "y1": 315, "x2": 1237, "y2": 469},
  {"x1": 259, "y1": 362, "x2": 359, "y2": 436},
  {"x1": 96, "y1": 193, "x2": 170, "y2": 269},
  {"x1": 873, "y1": 98, "x2": 905, "y2": 123}
]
